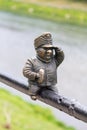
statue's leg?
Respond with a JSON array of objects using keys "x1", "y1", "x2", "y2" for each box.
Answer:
[
  {"x1": 38, "y1": 86, "x2": 60, "y2": 102},
  {"x1": 48, "y1": 85, "x2": 59, "y2": 94},
  {"x1": 29, "y1": 85, "x2": 40, "y2": 100}
]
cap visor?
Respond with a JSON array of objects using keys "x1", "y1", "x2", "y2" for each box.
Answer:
[{"x1": 42, "y1": 44, "x2": 53, "y2": 48}]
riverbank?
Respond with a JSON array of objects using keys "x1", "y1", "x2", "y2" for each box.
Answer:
[
  {"x1": 0, "y1": 0, "x2": 87, "y2": 26},
  {"x1": 0, "y1": 88, "x2": 75, "y2": 130}
]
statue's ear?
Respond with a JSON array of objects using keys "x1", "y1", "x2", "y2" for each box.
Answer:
[
  {"x1": 36, "y1": 48, "x2": 40, "y2": 55},
  {"x1": 36, "y1": 48, "x2": 45, "y2": 55}
]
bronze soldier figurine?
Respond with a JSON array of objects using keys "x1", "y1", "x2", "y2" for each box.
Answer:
[
  {"x1": 23, "y1": 32, "x2": 64, "y2": 100},
  {"x1": 0, "y1": 34, "x2": 87, "y2": 122},
  {"x1": 0, "y1": 33, "x2": 87, "y2": 122}
]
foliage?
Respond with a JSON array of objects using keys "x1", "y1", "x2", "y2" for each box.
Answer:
[
  {"x1": 0, "y1": 88, "x2": 75, "y2": 130},
  {"x1": 0, "y1": 0, "x2": 87, "y2": 26},
  {"x1": 70, "y1": 0, "x2": 87, "y2": 2}
]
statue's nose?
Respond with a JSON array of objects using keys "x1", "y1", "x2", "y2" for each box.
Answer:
[{"x1": 47, "y1": 49, "x2": 52, "y2": 54}]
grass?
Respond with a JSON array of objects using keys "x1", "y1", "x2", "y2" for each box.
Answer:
[
  {"x1": 0, "y1": 88, "x2": 75, "y2": 130},
  {"x1": 22, "y1": 0, "x2": 87, "y2": 10},
  {"x1": 0, "y1": 0, "x2": 87, "y2": 26}
]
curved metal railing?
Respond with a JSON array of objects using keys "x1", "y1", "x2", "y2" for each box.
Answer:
[{"x1": 0, "y1": 73, "x2": 87, "y2": 123}]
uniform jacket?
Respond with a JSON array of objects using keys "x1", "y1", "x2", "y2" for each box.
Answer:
[{"x1": 23, "y1": 48, "x2": 64, "y2": 87}]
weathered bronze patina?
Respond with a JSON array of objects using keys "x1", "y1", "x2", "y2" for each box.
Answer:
[
  {"x1": 0, "y1": 33, "x2": 87, "y2": 122},
  {"x1": 23, "y1": 32, "x2": 64, "y2": 100}
]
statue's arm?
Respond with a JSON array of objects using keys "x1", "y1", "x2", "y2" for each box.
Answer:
[
  {"x1": 23, "y1": 59, "x2": 39, "y2": 81},
  {"x1": 54, "y1": 47, "x2": 64, "y2": 66}
]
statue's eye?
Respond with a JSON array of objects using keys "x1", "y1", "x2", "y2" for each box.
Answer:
[{"x1": 40, "y1": 48, "x2": 46, "y2": 52}]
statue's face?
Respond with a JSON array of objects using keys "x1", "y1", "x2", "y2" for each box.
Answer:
[{"x1": 37, "y1": 47, "x2": 53, "y2": 61}]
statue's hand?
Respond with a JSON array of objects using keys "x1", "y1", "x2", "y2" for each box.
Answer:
[
  {"x1": 53, "y1": 46, "x2": 61, "y2": 51},
  {"x1": 36, "y1": 69, "x2": 44, "y2": 84}
]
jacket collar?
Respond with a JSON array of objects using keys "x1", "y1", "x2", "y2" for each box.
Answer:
[{"x1": 36, "y1": 55, "x2": 52, "y2": 63}]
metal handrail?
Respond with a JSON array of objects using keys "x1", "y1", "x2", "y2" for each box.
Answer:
[{"x1": 0, "y1": 73, "x2": 87, "y2": 123}]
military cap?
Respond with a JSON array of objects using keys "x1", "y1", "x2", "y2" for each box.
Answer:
[{"x1": 34, "y1": 32, "x2": 53, "y2": 49}]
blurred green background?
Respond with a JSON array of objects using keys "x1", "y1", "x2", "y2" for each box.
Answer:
[
  {"x1": 0, "y1": 0, "x2": 87, "y2": 26},
  {"x1": 0, "y1": 0, "x2": 87, "y2": 130},
  {"x1": 0, "y1": 89, "x2": 75, "y2": 130}
]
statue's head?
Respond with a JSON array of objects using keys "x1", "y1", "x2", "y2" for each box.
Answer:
[{"x1": 34, "y1": 32, "x2": 53, "y2": 62}]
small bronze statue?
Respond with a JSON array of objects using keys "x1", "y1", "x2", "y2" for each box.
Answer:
[
  {"x1": 0, "y1": 32, "x2": 87, "y2": 123},
  {"x1": 23, "y1": 32, "x2": 64, "y2": 100}
]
